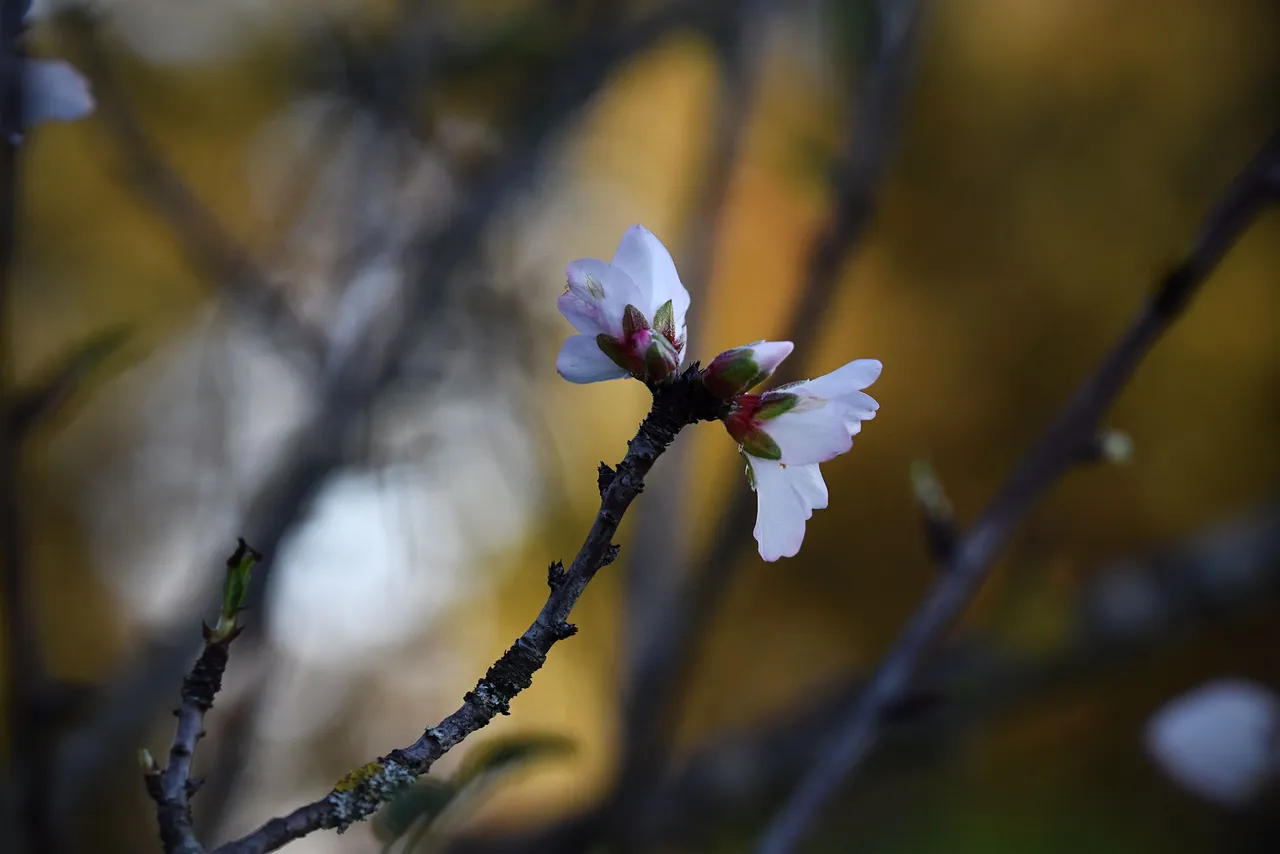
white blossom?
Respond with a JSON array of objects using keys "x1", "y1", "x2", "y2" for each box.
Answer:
[
  {"x1": 719, "y1": 344, "x2": 881, "y2": 561},
  {"x1": 22, "y1": 59, "x2": 94, "y2": 128},
  {"x1": 555, "y1": 225, "x2": 690, "y2": 384},
  {"x1": 1145, "y1": 678, "x2": 1280, "y2": 807}
]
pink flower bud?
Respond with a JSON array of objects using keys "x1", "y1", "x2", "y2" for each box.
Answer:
[{"x1": 703, "y1": 341, "x2": 794, "y2": 399}]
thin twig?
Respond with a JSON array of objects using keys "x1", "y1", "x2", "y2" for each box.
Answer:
[
  {"x1": 619, "y1": 0, "x2": 927, "y2": 809},
  {"x1": 145, "y1": 540, "x2": 260, "y2": 854},
  {"x1": 202, "y1": 370, "x2": 726, "y2": 854},
  {"x1": 7, "y1": 327, "x2": 128, "y2": 436},
  {"x1": 755, "y1": 127, "x2": 1280, "y2": 854}
]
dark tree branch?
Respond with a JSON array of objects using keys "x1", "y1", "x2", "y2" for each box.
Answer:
[
  {"x1": 146, "y1": 541, "x2": 260, "y2": 854},
  {"x1": 0, "y1": 6, "x2": 52, "y2": 853},
  {"x1": 755, "y1": 127, "x2": 1280, "y2": 854},
  {"x1": 7, "y1": 327, "x2": 127, "y2": 437},
  {"x1": 618, "y1": 0, "x2": 928, "y2": 813},
  {"x1": 649, "y1": 503, "x2": 1280, "y2": 843},
  {"x1": 202, "y1": 370, "x2": 727, "y2": 854}
]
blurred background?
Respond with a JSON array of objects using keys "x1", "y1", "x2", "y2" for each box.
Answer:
[{"x1": 2, "y1": 0, "x2": 1280, "y2": 852}]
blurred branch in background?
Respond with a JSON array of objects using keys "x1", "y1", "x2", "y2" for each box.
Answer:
[
  {"x1": 0, "y1": 4, "x2": 41, "y2": 853},
  {"x1": 59, "y1": 10, "x2": 326, "y2": 367},
  {"x1": 615, "y1": 0, "x2": 928, "y2": 842},
  {"x1": 655, "y1": 499, "x2": 1280, "y2": 844},
  {"x1": 755, "y1": 125, "x2": 1280, "y2": 854},
  {"x1": 444, "y1": 498, "x2": 1280, "y2": 852}
]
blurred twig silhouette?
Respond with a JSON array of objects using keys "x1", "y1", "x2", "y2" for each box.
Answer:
[
  {"x1": 756, "y1": 125, "x2": 1280, "y2": 853},
  {"x1": 0, "y1": 5, "x2": 42, "y2": 852}
]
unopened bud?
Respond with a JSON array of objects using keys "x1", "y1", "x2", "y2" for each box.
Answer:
[
  {"x1": 1077, "y1": 428, "x2": 1135, "y2": 466},
  {"x1": 910, "y1": 459, "x2": 957, "y2": 564},
  {"x1": 703, "y1": 341, "x2": 794, "y2": 399},
  {"x1": 644, "y1": 332, "x2": 681, "y2": 383}
]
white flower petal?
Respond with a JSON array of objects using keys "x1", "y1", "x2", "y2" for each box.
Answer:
[
  {"x1": 751, "y1": 340, "x2": 795, "y2": 376},
  {"x1": 1144, "y1": 678, "x2": 1280, "y2": 807},
  {"x1": 762, "y1": 404, "x2": 853, "y2": 466},
  {"x1": 555, "y1": 335, "x2": 628, "y2": 384},
  {"x1": 23, "y1": 59, "x2": 94, "y2": 127},
  {"x1": 788, "y1": 463, "x2": 829, "y2": 512},
  {"x1": 610, "y1": 225, "x2": 690, "y2": 330},
  {"x1": 801, "y1": 359, "x2": 883, "y2": 397},
  {"x1": 565, "y1": 258, "x2": 642, "y2": 336},
  {"x1": 750, "y1": 459, "x2": 812, "y2": 562},
  {"x1": 557, "y1": 292, "x2": 609, "y2": 336},
  {"x1": 829, "y1": 390, "x2": 880, "y2": 432}
]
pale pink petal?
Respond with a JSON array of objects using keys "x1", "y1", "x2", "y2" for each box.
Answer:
[
  {"x1": 566, "y1": 258, "x2": 642, "y2": 336},
  {"x1": 610, "y1": 225, "x2": 690, "y2": 330},
  {"x1": 788, "y1": 463, "x2": 829, "y2": 512},
  {"x1": 801, "y1": 359, "x2": 883, "y2": 398},
  {"x1": 762, "y1": 405, "x2": 853, "y2": 466},
  {"x1": 750, "y1": 459, "x2": 810, "y2": 562},
  {"x1": 751, "y1": 340, "x2": 795, "y2": 376},
  {"x1": 557, "y1": 292, "x2": 609, "y2": 336},
  {"x1": 555, "y1": 335, "x2": 628, "y2": 384},
  {"x1": 828, "y1": 390, "x2": 880, "y2": 432}
]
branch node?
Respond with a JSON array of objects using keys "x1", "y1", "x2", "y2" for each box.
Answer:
[
  {"x1": 547, "y1": 559, "x2": 566, "y2": 590},
  {"x1": 602, "y1": 544, "x2": 621, "y2": 566},
  {"x1": 597, "y1": 462, "x2": 616, "y2": 495}
]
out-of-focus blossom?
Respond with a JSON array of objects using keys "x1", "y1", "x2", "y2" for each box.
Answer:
[
  {"x1": 22, "y1": 59, "x2": 93, "y2": 128},
  {"x1": 1145, "y1": 678, "x2": 1280, "y2": 807},
  {"x1": 556, "y1": 224, "x2": 690, "y2": 385},
  {"x1": 718, "y1": 348, "x2": 881, "y2": 561}
]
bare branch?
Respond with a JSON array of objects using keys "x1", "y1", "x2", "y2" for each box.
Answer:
[
  {"x1": 7, "y1": 327, "x2": 127, "y2": 436},
  {"x1": 0, "y1": 8, "x2": 53, "y2": 853},
  {"x1": 145, "y1": 541, "x2": 260, "y2": 854},
  {"x1": 205, "y1": 370, "x2": 727, "y2": 854},
  {"x1": 755, "y1": 127, "x2": 1280, "y2": 854}
]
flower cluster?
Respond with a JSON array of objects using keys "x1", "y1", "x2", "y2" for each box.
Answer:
[{"x1": 556, "y1": 225, "x2": 881, "y2": 561}]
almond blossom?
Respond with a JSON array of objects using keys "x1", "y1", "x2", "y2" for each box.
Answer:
[
  {"x1": 23, "y1": 59, "x2": 94, "y2": 129},
  {"x1": 716, "y1": 346, "x2": 881, "y2": 561},
  {"x1": 556, "y1": 225, "x2": 690, "y2": 384},
  {"x1": 1145, "y1": 678, "x2": 1280, "y2": 807}
]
